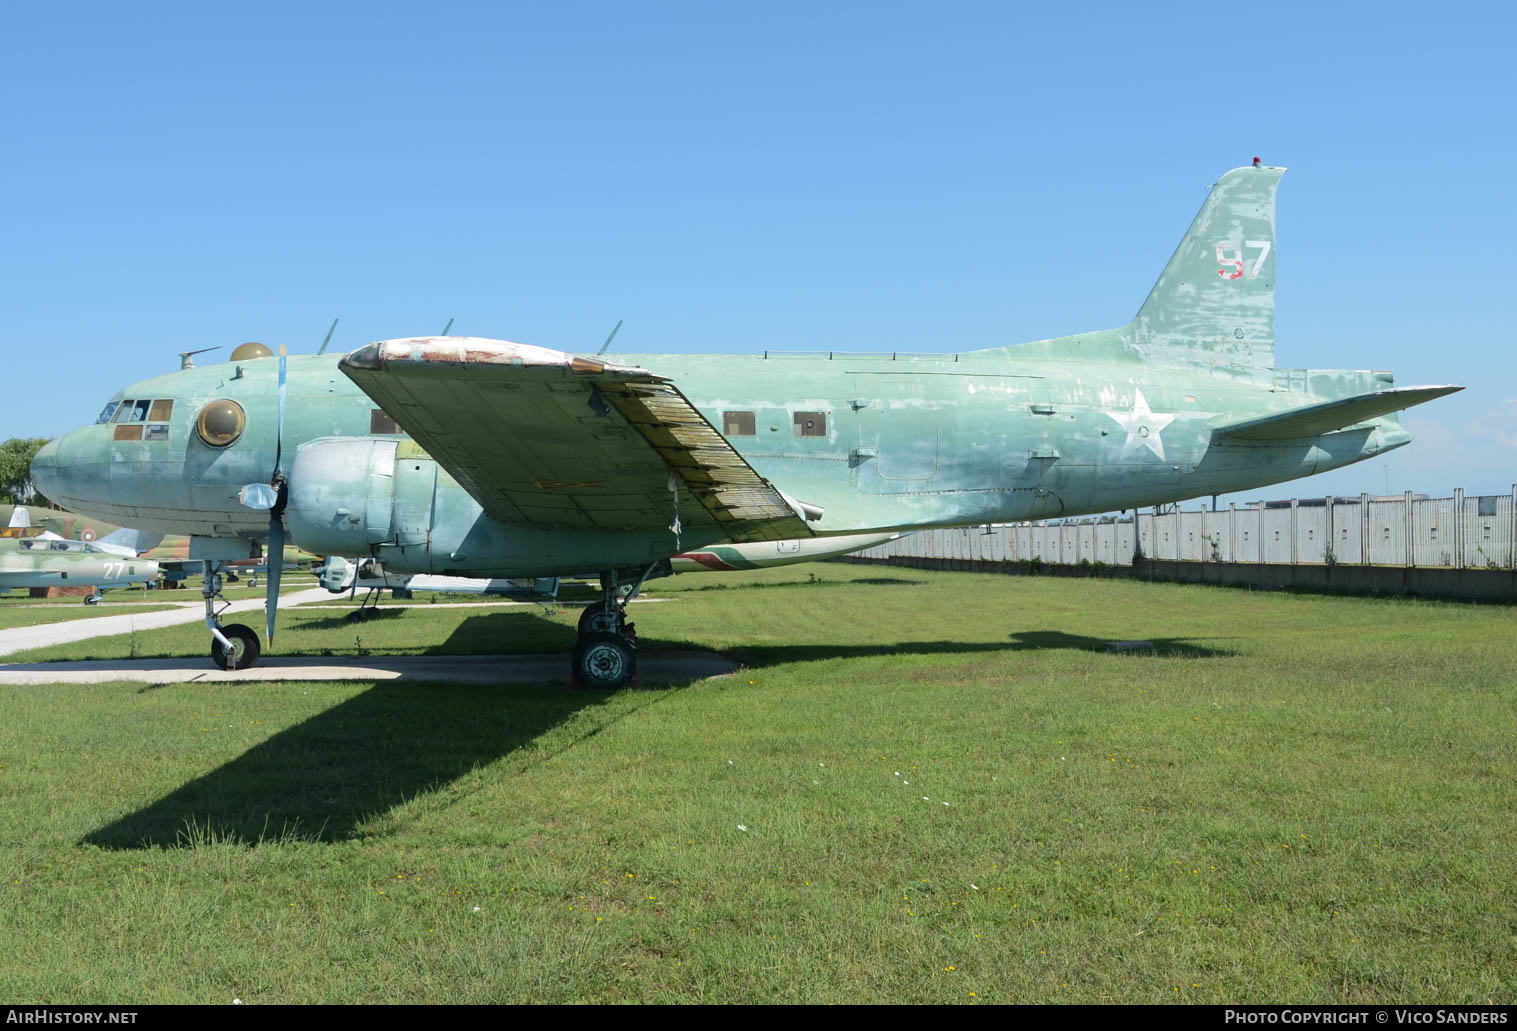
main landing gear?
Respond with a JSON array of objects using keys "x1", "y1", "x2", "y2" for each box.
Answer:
[
  {"x1": 571, "y1": 566, "x2": 655, "y2": 690},
  {"x1": 203, "y1": 562, "x2": 261, "y2": 670}
]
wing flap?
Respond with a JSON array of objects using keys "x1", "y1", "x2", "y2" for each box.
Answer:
[{"x1": 1213, "y1": 385, "x2": 1462, "y2": 442}]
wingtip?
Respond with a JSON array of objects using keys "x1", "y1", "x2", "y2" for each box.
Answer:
[{"x1": 343, "y1": 343, "x2": 383, "y2": 371}]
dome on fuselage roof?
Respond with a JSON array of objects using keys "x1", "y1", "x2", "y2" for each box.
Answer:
[{"x1": 230, "y1": 342, "x2": 274, "y2": 361}]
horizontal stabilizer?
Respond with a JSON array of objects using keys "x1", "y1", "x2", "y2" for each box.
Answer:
[{"x1": 1214, "y1": 386, "x2": 1463, "y2": 441}]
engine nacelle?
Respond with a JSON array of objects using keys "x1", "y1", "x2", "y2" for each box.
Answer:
[
  {"x1": 287, "y1": 437, "x2": 440, "y2": 559},
  {"x1": 286, "y1": 436, "x2": 716, "y2": 578}
]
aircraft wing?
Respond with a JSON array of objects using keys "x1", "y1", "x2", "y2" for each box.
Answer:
[
  {"x1": 1212, "y1": 386, "x2": 1463, "y2": 442},
  {"x1": 340, "y1": 337, "x2": 818, "y2": 543}
]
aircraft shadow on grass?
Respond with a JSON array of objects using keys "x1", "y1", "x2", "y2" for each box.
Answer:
[
  {"x1": 294, "y1": 606, "x2": 409, "y2": 631},
  {"x1": 83, "y1": 612, "x2": 632, "y2": 850},
  {"x1": 80, "y1": 615, "x2": 1229, "y2": 850},
  {"x1": 82, "y1": 679, "x2": 614, "y2": 850},
  {"x1": 715, "y1": 630, "x2": 1235, "y2": 667}
]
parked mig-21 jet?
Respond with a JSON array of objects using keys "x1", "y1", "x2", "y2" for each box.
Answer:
[
  {"x1": 0, "y1": 526, "x2": 160, "y2": 602},
  {"x1": 33, "y1": 163, "x2": 1460, "y2": 685}
]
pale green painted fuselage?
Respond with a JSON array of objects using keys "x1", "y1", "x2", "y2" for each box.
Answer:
[{"x1": 34, "y1": 346, "x2": 1409, "y2": 578}]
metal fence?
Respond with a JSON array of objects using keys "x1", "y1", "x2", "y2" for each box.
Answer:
[{"x1": 852, "y1": 488, "x2": 1517, "y2": 570}]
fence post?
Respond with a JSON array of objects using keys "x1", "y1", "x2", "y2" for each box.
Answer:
[
  {"x1": 1453, "y1": 487, "x2": 1464, "y2": 568},
  {"x1": 1360, "y1": 493, "x2": 1371, "y2": 565},
  {"x1": 1405, "y1": 490, "x2": 1415, "y2": 568},
  {"x1": 1325, "y1": 495, "x2": 1334, "y2": 564},
  {"x1": 1290, "y1": 497, "x2": 1299, "y2": 565}
]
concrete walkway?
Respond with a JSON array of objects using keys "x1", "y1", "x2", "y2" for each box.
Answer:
[
  {"x1": 0, "y1": 651, "x2": 738, "y2": 686},
  {"x1": 0, "y1": 588, "x2": 333, "y2": 658}
]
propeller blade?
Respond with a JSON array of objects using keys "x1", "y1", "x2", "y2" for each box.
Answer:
[
  {"x1": 274, "y1": 345, "x2": 287, "y2": 477},
  {"x1": 264, "y1": 516, "x2": 284, "y2": 646},
  {"x1": 317, "y1": 317, "x2": 339, "y2": 355},
  {"x1": 265, "y1": 344, "x2": 290, "y2": 647}
]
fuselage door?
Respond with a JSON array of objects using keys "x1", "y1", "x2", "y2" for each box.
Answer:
[{"x1": 853, "y1": 376, "x2": 938, "y2": 494}]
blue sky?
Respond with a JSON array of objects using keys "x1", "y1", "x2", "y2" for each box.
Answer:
[{"x1": 4, "y1": 1, "x2": 1513, "y2": 503}]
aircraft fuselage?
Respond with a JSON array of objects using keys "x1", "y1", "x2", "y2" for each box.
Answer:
[{"x1": 33, "y1": 348, "x2": 1410, "y2": 578}]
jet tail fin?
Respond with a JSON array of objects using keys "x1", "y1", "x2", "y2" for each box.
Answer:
[
  {"x1": 1131, "y1": 163, "x2": 1284, "y2": 371},
  {"x1": 1213, "y1": 385, "x2": 1463, "y2": 441},
  {"x1": 8, "y1": 507, "x2": 28, "y2": 528},
  {"x1": 95, "y1": 527, "x2": 165, "y2": 557}
]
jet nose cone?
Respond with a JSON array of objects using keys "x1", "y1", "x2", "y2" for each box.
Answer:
[{"x1": 30, "y1": 438, "x2": 59, "y2": 500}]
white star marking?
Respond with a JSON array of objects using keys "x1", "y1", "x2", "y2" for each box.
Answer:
[{"x1": 1106, "y1": 389, "x2": 1176, "y2": 460}]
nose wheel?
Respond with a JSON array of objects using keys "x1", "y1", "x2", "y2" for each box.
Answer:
[
  {"x1": 201, "y1": 561, "x2": 263, "y2": 671},
  {"x1": 211, "y1": 623, "x2": 261, "y2": 671}
]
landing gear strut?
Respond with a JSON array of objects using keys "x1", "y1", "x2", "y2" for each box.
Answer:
[
  {"x1": 571, "y1": 565, "x2": 654, "y2": 690},
  {"x1": 203, "y1": 562, "x2": 260, "y2": 670}
]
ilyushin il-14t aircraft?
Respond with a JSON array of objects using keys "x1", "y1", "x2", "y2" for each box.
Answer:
[{"x1": 33, "y1": 162, "x2": 1460, "y2": 686}]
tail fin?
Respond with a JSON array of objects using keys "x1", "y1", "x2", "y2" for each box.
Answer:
[
  {"x1": 94, "y1": 527, "x2": 164, "y2": 557},
  {"x1": 1131, "y1": 163, "x2": 1283, "y2": 370},
  {"x1": 8, "y1": 507, "x2": 28, "y2": 528}
]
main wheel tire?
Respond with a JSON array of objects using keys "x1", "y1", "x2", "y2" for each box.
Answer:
[
  {"x1": 578, "y1": 604, "x2": 623, "y2": 636},
  {"x1": 83, "y1": 594, "x2": 100, "y2": 606},
  {"x1": 211, "y1": 623, "x2": 261, "y2": 671},
  {"x1": 572, "y1": 631, "x2": 636, "y2": 690}
]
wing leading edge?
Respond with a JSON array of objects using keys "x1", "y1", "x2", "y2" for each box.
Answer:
[{"x1": 340, "y1": 337, "x2": 817, "y2": 543}]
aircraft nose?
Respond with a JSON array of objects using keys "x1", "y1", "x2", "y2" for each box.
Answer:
[{"x1": 30, "y1": 438, "x2": 59, "y2": 501}]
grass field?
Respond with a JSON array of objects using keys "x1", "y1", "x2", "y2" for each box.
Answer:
[{"x1": 0, "y1": 564, "x2": 1512, "y2": 1004}]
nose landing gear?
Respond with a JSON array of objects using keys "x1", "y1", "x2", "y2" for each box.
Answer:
[{"x1": 202, "y1": 562, "x2": 261, "y2": 670}]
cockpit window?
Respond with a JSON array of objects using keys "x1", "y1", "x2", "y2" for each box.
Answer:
[
  {"x1": 148, "y1": 399, "x2": 173, "y2": 421},
  {"x1": 96, "y1": 401, "x2": 121, "y2": 424},
  {"x1": 113, "y1": 399, "x2": 150, "y2": 423},
  {"x1": 195, "y1": 399, "x2": 246, "y2": 448}
]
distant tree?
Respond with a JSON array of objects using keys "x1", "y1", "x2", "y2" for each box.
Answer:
[{"x1": 0, "y1": 437, "x2": 55, "y2": 509}]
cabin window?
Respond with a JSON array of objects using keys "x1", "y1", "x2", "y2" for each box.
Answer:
[
  {"x1": 793, "y1": 411, "x2": 827, "y2": 437},
  {"x1": 114, "y1": 425, "x2": 143, "y2": 441},
  {"x1": 148, "y1": 399, "x2": 174, "y2": 421},
  {"x1": 723, "y1": 411, "x2": 756, "y2": 437},
  {"x1": 96, "y1": 401, "x2": 120, "y2": 424},
  {"x1": 371, "y1": 409, "x2": 400, "y2": 434}
]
